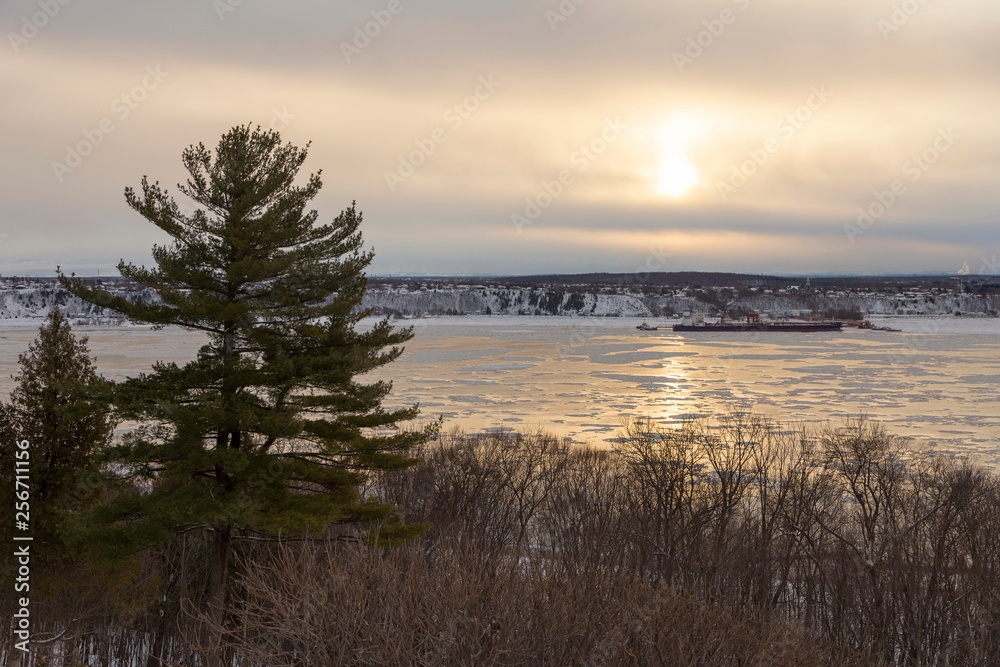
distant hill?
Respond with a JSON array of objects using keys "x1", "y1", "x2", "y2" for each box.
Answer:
[
  {"x1": 482, "y1": 272, "x2": 784, "y2": 288},
  {"x1": 373, "y1": 272, "x2": 1000, "y2": 292}
]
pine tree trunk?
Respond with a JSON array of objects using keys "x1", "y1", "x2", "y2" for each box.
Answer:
[{"x1": 201, "y1": 525, "x2": 232, "y2": 666}]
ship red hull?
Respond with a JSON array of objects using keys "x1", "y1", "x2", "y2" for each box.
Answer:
[{"x1": 672, "y1": 322, "x2": 842, "y2": 332}]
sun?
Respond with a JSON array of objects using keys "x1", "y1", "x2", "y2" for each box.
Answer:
[
  {"x1": 652, "y1": 110, "x2": 720, "y2": 198},
  {"x1": 657, "y1": 154, "x2": 699, "y2": 197}
]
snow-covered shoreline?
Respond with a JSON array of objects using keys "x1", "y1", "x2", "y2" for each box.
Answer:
[
  {"x1": 2, "y1": 284, "x2": 997, "y2": 325},
  {"x1": 2, "y1": 313, "x2": 999, "y2": 336}
]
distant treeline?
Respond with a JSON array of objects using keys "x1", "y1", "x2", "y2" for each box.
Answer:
[{"x1": 371, "y1": 271, "x2": 1000, "y2": 293}]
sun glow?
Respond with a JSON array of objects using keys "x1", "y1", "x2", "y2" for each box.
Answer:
[
  {"x1": 653, "y1": 110, "x2": 721, "y2": 198},
  {"x1": 657, "y1": 154, "x2": 699, "y2": 196}
]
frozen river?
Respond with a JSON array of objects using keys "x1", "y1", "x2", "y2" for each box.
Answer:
[{"x1": 2, "y1": 315, "x2": 999, "y2": 464}]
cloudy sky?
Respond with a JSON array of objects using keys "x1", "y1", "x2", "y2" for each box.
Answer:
[{"x1": 2, "y1": 0, "x2": 997, "y2": 276}]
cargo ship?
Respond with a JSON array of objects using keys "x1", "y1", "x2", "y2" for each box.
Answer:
[{"x1": 672, "y1": 310, "x2": 842, "y2": 332}]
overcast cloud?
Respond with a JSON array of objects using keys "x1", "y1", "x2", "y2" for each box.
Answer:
[{"x1": 2, "y1": 0, "x2": 997, "y2": 276}]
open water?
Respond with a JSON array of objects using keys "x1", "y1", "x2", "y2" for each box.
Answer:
[{"x1": 2, "y1": 315, "x2": 998, "y2": 464}]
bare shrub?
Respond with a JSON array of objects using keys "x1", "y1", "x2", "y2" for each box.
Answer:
[
  {"x1": 7, "y1": 415, "x2": 1000, "y2": 666},
  {"x1": 214, "y1": 540, "x2": 849, "y2": 666}
]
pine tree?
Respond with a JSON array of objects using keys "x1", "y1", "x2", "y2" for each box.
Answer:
[
  {"x1": 60, "y1": 126, "x2": 436, "y2": 621},
  {"x1": 0, "y1": 308, "x2": 113, "y2": 563}
]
